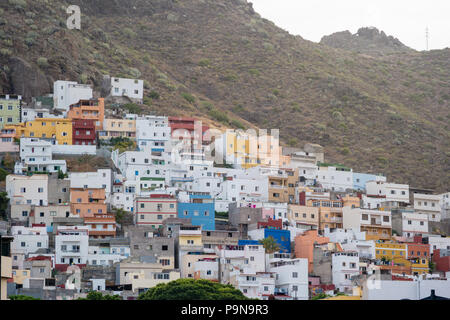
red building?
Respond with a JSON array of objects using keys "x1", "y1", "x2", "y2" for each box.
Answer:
[
  {"x1": 72, "y1": 119, "x2": 96, "y2": 145},
  {"x1": 406, "y1": 239, "x2": 430, "y2": 260},
  {"x1": 258, "y1": 218, "x2": 283, "y2": 230},
  {"x1": 433, "y1": 249, "x2": 450, "y2": 272},
  {"x1": 168, "y1": 117, "x2": 210, "y2": 144}
]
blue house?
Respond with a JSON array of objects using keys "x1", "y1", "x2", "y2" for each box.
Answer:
[
  {"x1": 238, "y1": 240, "x2": 260, "y2": 246},
  {"x1": 177, "y1": 194, "x2": 215, "y2": 231},
  {"x1": 264, "y1": 228, "x2": 291, "y2": 253},
  {"x1": 244, "y1": 229, "x2": 291, "y2": 253}
]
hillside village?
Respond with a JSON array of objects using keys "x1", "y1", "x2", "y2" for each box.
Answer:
[{"x1": 0, "y1": 78, "x2": 449, "y2": 301}]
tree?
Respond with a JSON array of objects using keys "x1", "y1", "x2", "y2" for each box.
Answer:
[
  {"x1": 259, "y1": 236, "x2": 280, "y2": 254},
  {"x1": 138, "y1": 279, "x2": 250, "y2": 300},
  {"x1": 429, "y1": 260, "x2": 436, "y2": 273},
  {"x1": 78, "y1": 291, "x2": 122, "y2": 300},
  {"x1": 311, "y1": 293, "x2": 330, "y2": 300},
  {"x1": 113, "y1": 208, "x2": 134, "y2": 226},
  {"x1": 9, "y1": 295, "x2": 40, "y2": 300}
]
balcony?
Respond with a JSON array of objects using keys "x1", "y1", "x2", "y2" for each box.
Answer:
[{"x1": 239, "y1": 280, "x2": 259, "y2": 287}]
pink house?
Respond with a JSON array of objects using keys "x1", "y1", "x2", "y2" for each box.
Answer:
[
  {"x1": 0, "y1": 131, "x2": 19, "y2": 152},
  {"x1": 262, "y1": 208, "x2": 274, "y2": 220}
]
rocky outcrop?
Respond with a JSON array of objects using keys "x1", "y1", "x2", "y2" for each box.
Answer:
[
  {"x1": 7, "y1": 57, "x2": 52, "y2": 102},
  {"x1": 320, "y1": 27, "x2": 414, "y2": 56}
]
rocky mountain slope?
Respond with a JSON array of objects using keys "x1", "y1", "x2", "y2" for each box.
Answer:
[{"x1": 0, "y1": 0, "x2": 449, "y2": 191}]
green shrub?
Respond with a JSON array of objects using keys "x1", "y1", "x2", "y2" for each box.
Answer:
[
  {"x1": 208, "y1": 109, "x2": 229, "y2": 124},
  {"x1": 122, "y1": 28, "x2": 137, "y2": 38},
  {"x1": 181, "y1": 93, "x2": 195, "y2": 104},
  {"x1": 288, "y1": 138, "x2": 298, "y2": 147},
  {"x1": 8, "y1": 0, "x2": 27, "y2": 9},
  {"x1": 198, "y1": 59, "x2": 211, "y2": 67},
  {"x1": 123, "y1": 103, "x2": 142, "y2": 114},
  {"x1": 37, "y1": 57, "x2": 48, "y2": 69},
  {"x1": 0, "y1": 48, "x2": 12, "y2": 57},
  {"x1": 148, "y1": 90, "x2": 160, "y2": 100},
  {"x1": 231, "y1": 119, "x2": 245, "y2": 130},
  {"x1": 128, "y1": 67, "x2": 141, "y2": 78}
]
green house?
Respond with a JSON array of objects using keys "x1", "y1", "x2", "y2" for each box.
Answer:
[{"x1": 0, "y1": 94, "x2": 22, "y2": 129}]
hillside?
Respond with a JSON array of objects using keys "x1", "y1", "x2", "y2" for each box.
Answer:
[{"x1": 0, "y1": 0, "x2": 449, "y2": 191}]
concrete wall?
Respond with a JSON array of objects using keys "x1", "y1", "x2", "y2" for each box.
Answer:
[{"x1": 362, "y1": 279, "x2": 450, "y2": 300}]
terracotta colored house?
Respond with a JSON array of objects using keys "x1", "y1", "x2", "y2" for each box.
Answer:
[
  {"x1": 294, "y1": 230, "x2": 330, "y2": 273},
  {"x1": 84, "y1": 214, "x2": 116, "y2": 239},
  {"x1": 67, "y1": 98, "x2": 105, "y2": 131},
  {"x1": 70, "y1": 188, "x2": 107, "y2": 218}
]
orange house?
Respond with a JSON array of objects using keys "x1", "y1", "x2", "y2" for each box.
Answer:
[
  {"x1": 67, "y1": 98, "x2": 105, "y2": 130},
  {"x1": 84, "y1": 214, "x2": 116, "y2": 239},
  {"x1": 294, "y1": 230, "x2": 330, "y2": 273},
  {"x1": 70, "y1": 188, "x2": 107, "y2": 218}
]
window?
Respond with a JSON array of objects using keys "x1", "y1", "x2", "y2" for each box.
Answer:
[
  {"x1": 292, "y1": 272, "x2": 298, "y2": 278},
  {"x1": 362, "y1": 214, "x2": 368, "y2": 220}
]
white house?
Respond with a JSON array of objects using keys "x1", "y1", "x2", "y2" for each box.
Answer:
[
  {"x1": 401, "y1": 211, "x2": 429, "y2": 238},
  {"x1": 21, "y1": 107, "x2": 61, "y2": 122},
  {"x1": 6, "y1": 174, "x2": 48, "y2": 206},
  {"x1": 331, "y1": 251, "x2": 360, "y2": 293},
  {"x1": 69, "y1": 169, "x2": 112, "y2": 198},
  {"x1": 55, "y1": 226, "x2": 89, "y2": 266},
  {"x1": 236, "y1": 269, "x2": 276, "y2": 300},
  {"x1": 365, "y1": 181, "x2": 410, "y2": 207},
  {"x1": 15, "y1": 138, "x2": 67, "y2": 174},
  {"x1": 11, "y1": 226, "x2": 49, "y2": 255},
  {"x1": 87, "y1": 246, "x2": 129, "y2": 266},
  {"x1": 412, "y1": 193, "x2": 442, "y2": 222},
  {"x1": 268, "y1": 255, "x2": 309, "y2": 300},
  {"x1": 427, "y1": 235, "x2": 450, "y2": 254},
  {"x1": 53, "y1": 80, "x2": 93, "y2": 112},
  {"x1": 439, "y1": 192, "x2": 450, "y2": 220},
  {"x1": 109, "y1": 77, "x2": 144, "y2": 102},
  {"x1": 135, "y1": 116, "x2": 171, "y2": 153},
  {"x1": 316, "y1": 166, "x2": 353, "y2": 192}
]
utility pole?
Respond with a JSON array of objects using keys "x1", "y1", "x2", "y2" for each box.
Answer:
[{"x1": 425, "y1": 27, "x2": 429, "y2": 51}]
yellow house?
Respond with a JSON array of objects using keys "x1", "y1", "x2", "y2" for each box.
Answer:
[
  {"x1": 99, "y1": 118, "x2": 136, "y2": 140},
  {"x1": 12, "y1": 269, "x2": 31, "y2": 285},
  {"x1": 179, "y1": 232, "x2": 203, "y2": 247},
  {"x1": 410, "y1": 257, "x2": 429, "y2": 275},
  {"x1": 4, "y1": 118, "x2": 73, "y2": 145},
  {"x1": 375, "y1": 241, "x2": 407, "y2": 260},
  {"x1": 127, "y1": 270, "x2": 180, "y2": 293},
  {"x1": 223, "y1": 130, "x2": 284, "y2": 169}
]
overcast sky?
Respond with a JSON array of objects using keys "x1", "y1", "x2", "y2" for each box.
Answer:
[{"x1": 250, "y1": 0, "x2": 450, "y2": 51}]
